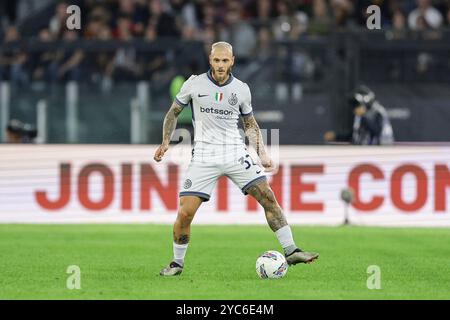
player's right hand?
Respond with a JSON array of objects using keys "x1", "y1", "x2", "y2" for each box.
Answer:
[
  {"x1": 153, "y1": 143, "x2": 169, "y2": 162},
  {"x1": 261, "y1": 157, "x2": 276, "y2": 173}
]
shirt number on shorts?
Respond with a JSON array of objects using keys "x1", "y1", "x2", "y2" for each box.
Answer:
[{"x1": 239, "y1": 154, "x2": 256, "y2": 170}]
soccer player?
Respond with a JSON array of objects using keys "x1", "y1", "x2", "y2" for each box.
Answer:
[{"x1": 154, "y1": 42, "x2": 319, "y2": 276}]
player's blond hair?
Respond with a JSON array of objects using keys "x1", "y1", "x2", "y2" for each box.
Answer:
[{"x1": 211, "y1": 42, "x2": 233, "y2": 55}]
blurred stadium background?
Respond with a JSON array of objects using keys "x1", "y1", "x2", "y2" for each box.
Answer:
[
  {"x1": 1, "y1": 0, "x2": 450, "y2": 300},
  {"x1": 0, "y1": 0, "x2": 449, "y2": 222},
  {"x1": 1, "y1": 0, "x2": 449, "y2": 222},
  {"x1": 0, "y1": 0, "x2": 450, "y2": 144}
]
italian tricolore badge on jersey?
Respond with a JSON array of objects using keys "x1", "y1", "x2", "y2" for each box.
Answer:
[{"x1": 215, "y1": 92, "x2": 223, "y2": 102}]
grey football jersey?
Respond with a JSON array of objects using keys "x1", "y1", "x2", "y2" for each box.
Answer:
[{"x1": 175, "y1": 70, "x2": 253, "y2": 145}]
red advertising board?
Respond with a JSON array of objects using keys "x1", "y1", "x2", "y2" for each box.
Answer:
[{"x1": 0, "y1": 145, "x2": 448, "y2": 226}]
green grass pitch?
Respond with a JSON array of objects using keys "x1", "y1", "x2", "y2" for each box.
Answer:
[{"x1": 1, "y1": 224, "x2": 450, "y2": 300}]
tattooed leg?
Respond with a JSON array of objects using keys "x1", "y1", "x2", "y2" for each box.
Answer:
[
  {"x1": 246, "y1": 179, "x2": 301, "y2": 256},
  {"x1": 173, "y1": 196, "x2": 203, "y2": 244},
  {"x1": 167, "y1": 196, "x2": 203, "y2": 268},
  {"x1": 246, "y1": 180, "x2": 287, "y2": 232}
]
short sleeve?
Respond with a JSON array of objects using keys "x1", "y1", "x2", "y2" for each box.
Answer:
[
  {"x1": 175, "y1": 75, "x2": 195, "y2": 107},
  {"x1": 240, "y1": 83, "x2": 253, "y2": 117}
]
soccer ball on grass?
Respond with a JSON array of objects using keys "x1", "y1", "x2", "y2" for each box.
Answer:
[{"x1": 256, "y1": 250, "x2": 288, "y2": 279}]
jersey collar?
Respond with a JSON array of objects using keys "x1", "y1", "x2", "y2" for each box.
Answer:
[{"x1": 207, "y1": 69, "x2": 234, "y2": 87}]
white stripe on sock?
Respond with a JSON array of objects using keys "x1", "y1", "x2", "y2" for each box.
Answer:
[
  {"x1": 173, "y1": 242, "x2": 188, "y2": 266},
  {"x1": 275, "y1": 225, "x2": 296, "y2": 250}
]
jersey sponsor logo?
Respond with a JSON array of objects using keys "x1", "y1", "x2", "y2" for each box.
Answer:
[
  {"x1": 200, "y1": 106, "x2": 233, "y2": 116},
  {"x1": 228, "y1": 93, "x2": 238, "y2": 106},
  {"x1": 215, "y1": 92, "x2": 223, "y2": 102},
  {"x1": 198, "y1": 94, "x2": 209, "y2": 98}
]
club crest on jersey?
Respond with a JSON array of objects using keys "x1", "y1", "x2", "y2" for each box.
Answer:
[
  {"x1": 215, "y1": 92, "x2": 223, "y2": 102},
  {"x1": 184, "y1": 179, "x2": 192, "y2": 189},
  {"x1": 228, "y1": 93, "x2": 238, "y2": 106}
]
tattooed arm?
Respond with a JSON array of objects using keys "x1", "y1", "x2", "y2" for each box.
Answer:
[
  {"x1": 242, "y1": 115, "x2": 274, "y2": 171},
  {"x1": 153, "y1": 102, "x2": 184, "y2": 162}
]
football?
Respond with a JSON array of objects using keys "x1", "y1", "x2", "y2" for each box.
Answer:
[{"x1": 256, "y1": 250, "x2": 288, "y2": 279}]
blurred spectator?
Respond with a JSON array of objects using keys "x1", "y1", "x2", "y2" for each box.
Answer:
[
  {"x1": 408, "y1": 0, "x2": 443, "y2": 30},
  {"x1": 84, "y1": 4, "x2": 112, "y2": 40},
  {"x1": 85, "y1": 17, "x2": 104, "y2": 40},
  {"x1": 31, "y1": 29, "x2": 57, "y2": 82},
  {"x1": 113, "y1": 14, "x2": 135, "y2": 39},
  {"x1": 201, "y1": 22, "x2": 218, "y2": 55},
  {"x1": 330, "y1": 0, "x2": 354, "y2": 28},
  {"x1": 5, "y1": 119, "x2": 25, "y2": 143},
  {"x1": 113, "y1": 0, "x2": 148, "y2": 36},
  {"x1": 219, "y1": 1, "x2": 257, "y2": 62},
  {"x1": 144, "y1": 23, "x2": 157, "y2": 41},
  {"x1": 87, "y1": 4, "x2": 112, "y2": 32},
  {"x1": 170, "y1": 0, "x2": 200, "y2": 32},
  {"x1": 0, "y1": 1, "x2": 18, "y2": 28},
  {"x1": 0, "y1": 26, "x2": 29, "y2": 85},
  {"x1": 248, "y1": 0, "x2": 276, "y2": 25},
  {"x1": 54, "y1": 30, "x2": 85, "y2": 82},
  {"x1": 138, "y1": 26, "x2": 167, "y2": 80},
  {"x1": 293, "y1": 0, "x2": 314, "y2": 17},
  {"x1": 117, "y1": 0, "x2": 137, "y2": 16},
  {"x1": 107, "y1": 16, "x2": 140, "y2": 82},
  {"x1": 199, "y1": 1, "x2": 218, "y2": 27},
  {"x1": 272, "y1": 0, "x2": 308, "y2": 40},
  {"x1": 445, "y1": 4, "x2": 450, "y2": 27},
  {"x1": 447, "y1": 6, "x2": 450, "y2": 26},
  {"x1": 6, "y1": 119, "x2": 37, "y2": 144},
  {"x1": 181, "y1": 24, "x2": 196, "y2": 40},
  {"x1": 1, "y1": 0, "x2": 450, "y2": 86},
  {"x1": 89, "y1": 24, "x2": 115, "y2": 85},
  {"x1": 388, "y1": 9, "x2": 408, "y2": 39},
  {"x1": 259, "y1": 0, "x2": 275, "y2": 21},
  {"x1": 324, "y1": 85, "x2": 394, "y2": 145},
  {"x1": 393, "y1": 9, "x2": 407, "y2": 31},
  {"x1": 49, "y1": 2, "x2": 69, "y2": 39},
  {"x1": 148, "y1": 0, "x2": 180, "y2": 38},
  {"x1": 255, "y1": 26, "x2": 274, "y2": 62},
  {"x1": 309, "y1": 0, "x2": 333, "y2": 36}
]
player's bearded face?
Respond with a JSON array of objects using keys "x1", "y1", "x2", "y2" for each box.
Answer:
[
  {"x1": 210, "y1": 50, "x2": 234, "y2": 83},
  {"x1": 211, "y1": 65, "x2": 232, "y2": 80}
]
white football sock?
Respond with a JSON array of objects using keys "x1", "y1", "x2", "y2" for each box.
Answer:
[
  {"x1": 173, "y1": 242, "x2": 188, "y2": 266},
  {"x1": 275, "y1": 225, "x2": 297, "y2": 256}
]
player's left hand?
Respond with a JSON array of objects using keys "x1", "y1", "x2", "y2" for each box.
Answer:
[{"x1": 154, "y1": 143, "x2": 169, "y2": 162}]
